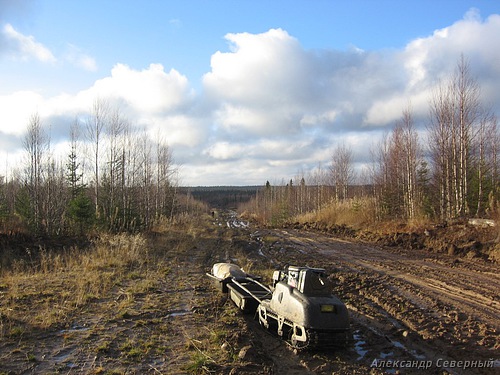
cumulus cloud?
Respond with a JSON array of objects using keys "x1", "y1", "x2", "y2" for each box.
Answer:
[
  {"x1": 1, "y1": 23, "x2": 56, "y2": 62},
  {"x1": 203, "y1": 28, "x2": 407, "y2": 139},
  {"x1": 0, "y1": 63, "x2": 203, "y2": 161},
  {"x1": 364, "y1": 11, "x2": 500, "y2": 126},
  {"x1": 2, "y1": 9, "x2": 500, "y2": 186},
  {"x1": 204, "y1": 29, "x2": 323, "y2": 137},
  {"x1": 193, "y1": 13, "x2": 500, "y2": 184},
  {"x1": 0, "y1": 90, "x2": 45, "y2": 136},
  {"x1": 81, "y1": 63, "x2": 194, "y2": 114}
]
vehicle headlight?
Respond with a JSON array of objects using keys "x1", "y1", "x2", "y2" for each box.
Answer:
[{"x1": 320, "y1": 304, "x2": 336, "y2": 313}]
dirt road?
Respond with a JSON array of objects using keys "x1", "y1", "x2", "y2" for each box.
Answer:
[
  {"x1": 0, "y1": 212, "x2": 498, "y2": 374},
  {"x1": 217, "y1": 210, "x2": 499, "y2": 374}
]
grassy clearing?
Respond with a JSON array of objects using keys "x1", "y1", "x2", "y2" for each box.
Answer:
[
  {"x1": 0, "y1": 213, "x2": 271, "y2": 373},
  {"x1": 0, "y1": 233, "x2": 150, "y2": 336}
]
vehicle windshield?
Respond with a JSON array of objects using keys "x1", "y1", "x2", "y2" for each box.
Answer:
[{"x1": 302, "y1": 270, "x2": 332, "y2": 295}]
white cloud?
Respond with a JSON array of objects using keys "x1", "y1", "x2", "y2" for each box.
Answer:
[
  {"x1": 364, "y1": 96, "x2": 409, "y2": 127},
  {"x1": 0, "y1": 90, "x2": 45, "y2": 135},
  {"x1": 197, "y1": 13, "x2": 500, "y2": 183},
  {"x1": 0, "y1": 64, "x2": 194, "y2": 128},
  {"x1": 1, "y1": 24, "x2": 97, "y2": 70},
  {"x1": 179, "y1": 158, "x2": 282, "y2": 186},
  {"x1": 204, "y1": 141, "x2": 245, "y2": 160},
  {"x1": 203, "y1": 29, "x2": 320, "y2": 136},
  {"x1": 64, "y1": 44, "x2": 97, "y2": 71},
  {"x1": 363, "y1": 11, "x2": 500, "y2": 126},
  {"x1": 213, "y1": 103, "x2": 302, "y2": 137},
  {"x1": 0, "y1": 64, "x2": 200, "y2": 150},
  {"x1": 2, "y1": 9, "x2": 500, "y2": 185},
  {"x1": 203, "y1": 28, "x2": 408, "y2": 136},
  {"x1": 1, "y1": 23, "x2": 56, "y2": 62},
  {"x1": 202, "y1": 137, "x2": 325, "y2": 172},
  {"x1": 85, "y1": 63, "x2": 193, "y2": 114},
  {"x1": 144, "y1": 115, "x2": 207, "y2": 148}
]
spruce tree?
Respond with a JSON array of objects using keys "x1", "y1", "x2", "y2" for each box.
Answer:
[{"x1": 66, "y1": 137, "x2": 94, "y2": 234}]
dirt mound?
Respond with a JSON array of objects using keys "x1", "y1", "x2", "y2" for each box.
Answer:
[{"x1": 284, "y1": 220, "x2": 499, "y2": 262}]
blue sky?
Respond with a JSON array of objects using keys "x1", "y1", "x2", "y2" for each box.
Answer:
[{"x1": 1, "y1": 0, "x2": 500, "y2": 185}]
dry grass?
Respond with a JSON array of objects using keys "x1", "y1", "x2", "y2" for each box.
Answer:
[
  {"x1": 294, "y1": 197, "x2": 378, "y2": 229},
  {"x1": 0, "y1": 233, "x2": 149, "y2": 335},
  {"x1": 292, "y1": 197, "x2": 438, "y2": 234},
  {"x1": 0, "y1": 211, "x2": 287, "y2": 373}
]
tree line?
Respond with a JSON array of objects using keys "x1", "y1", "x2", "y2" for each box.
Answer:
[
  {"x1": 1, "y1": 99, "x2": 179, "y2": 236},
  {"x1": 243, "y1": 57, "x2": 499, "y2": 225},
  {"x1": 184, "y1": 186, "x2": 259, "y2": 209},
  {"x1": 2, "y1": 56, "x2": 498, "y2": 234}
]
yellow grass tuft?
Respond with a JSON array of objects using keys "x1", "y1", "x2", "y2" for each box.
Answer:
[
  {"x1": 294, "y1": 197, "x2": 378, "y2": 228},
  {"x1": 0, "y1": 233, "x2": 149, "y2": 334}
]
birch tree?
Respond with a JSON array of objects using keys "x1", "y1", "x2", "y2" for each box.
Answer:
[
  {"x1": 22, "y1": 113, "x2": 48, "y2": 232},
  {"x1": 330, "y1": 143, "x2": 355, "y2": 201},
  {"x1": 398, "y1": 106, "x2": 420, "y2": 219},
  {"x1": 371, "y1": 106, "x2": 421, "y2": 220},
  {"x1": 428, "y1": 81, "x2": 454, "y2": 220},
  {"x1": 428, "y1": 56, "x2": 482, "y2": 219},
  {"x1": 474, "y1": 113, "x2": 498, "y2": 215},
  {"x1": 452, "y1": 55, "x2": 481, "y2": 216},
  {"x1": 85, "y1": 98, "x2": 109, "y2": 217},
  {"x1": 156, "y1": 137, "x2": 176, "y2": 219}
]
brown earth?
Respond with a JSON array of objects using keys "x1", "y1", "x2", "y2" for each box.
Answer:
[
  {"x1": 0, "y1": 212, "x2": 498, "y2": 374},
  {"x1": 286, "y1": 219, "x2": 499, "y2": 262}
]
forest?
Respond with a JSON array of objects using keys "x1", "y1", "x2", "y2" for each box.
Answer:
[
  {"x1": 183, "y1": 186, "x2": 259, "y2": 209},
  {"x1": 241, "y1": 57, "x2": 499, "y2": 228},
  {"x1": 0, "y1": 57, "x2": 499, "y2": 238},
  {"x1": 1, "y1": 99, "x2": 183, "y2": 237}
]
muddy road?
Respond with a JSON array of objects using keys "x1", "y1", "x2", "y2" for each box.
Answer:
[
  {"x1": 0, "y1": 212, "x2": 498, "y2": 374},
  {"x1": 221, "y1": 211, "x2": 499, "y2": 374}
]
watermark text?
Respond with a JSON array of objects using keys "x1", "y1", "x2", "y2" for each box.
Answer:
[{"x1": 371, "y1": 358, "x2": 496, "y2": 370}]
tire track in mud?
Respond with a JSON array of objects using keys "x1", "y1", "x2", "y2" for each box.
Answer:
[
  {"x1": 280, "y1": 228, "x2": 499, "y2": 327},
  {"x1": 240, "y1": 226, "x2": 499, "y2": 374},
  {"x1": 333, "y1": 255, "x2": 499, "y2": 327},
  {"x1": 312, "y1": 232, "x2": 500, "y2": 330}
]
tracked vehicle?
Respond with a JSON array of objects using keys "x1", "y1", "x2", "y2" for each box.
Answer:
[{"x1": 207, "y1": 263, "x2": 350, "y2": 349}]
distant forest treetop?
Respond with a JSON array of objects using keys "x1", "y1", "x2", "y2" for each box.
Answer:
[{"x1": 180, "y1": 186, "x2": 260, "y2": 209}]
